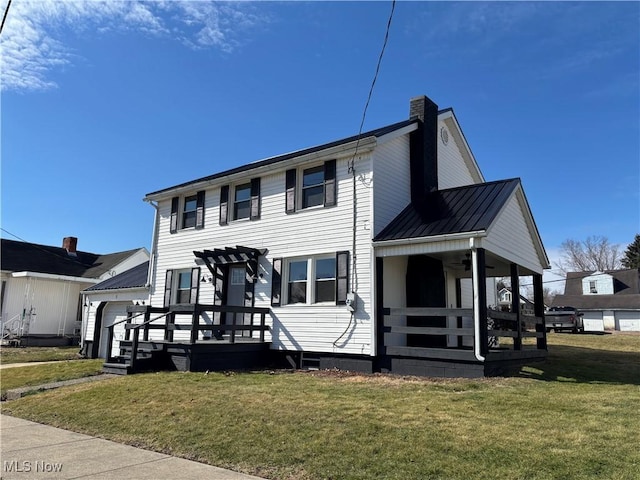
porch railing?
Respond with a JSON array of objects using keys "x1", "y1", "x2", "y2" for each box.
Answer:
[{"x1": 382, "y1": 307, "x2": 546, "y2": 362}]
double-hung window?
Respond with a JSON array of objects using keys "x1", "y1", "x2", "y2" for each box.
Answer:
[
  {"x1": 163, "y1": 268, "x2": 201, "y2": 307},
  {"x1": 285, "y1": 159, "x2": 336, "y2": 213},
  {"x1": 219, "y1": 178, "x2": 261, "y2": 225},
  {"x1": 233, "y1": 183, "x2": 251, "y2": 220},
  {"x1": 182, "y1": 195, "x2": 197, "y2": 229},
  {"x1": 170, "y1": 191, "x2": 205, "y2": 233},
  {"x1": 271, "y1": 252, "x2": 348, "y2": 307}
]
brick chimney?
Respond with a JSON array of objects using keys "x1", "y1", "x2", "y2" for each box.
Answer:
[
  {"x1": 63, "y1": 237, "x2": 78, "y2": 256},
  {"x1": 409, "y1": 95, "x2": 439, "y2": 201}
]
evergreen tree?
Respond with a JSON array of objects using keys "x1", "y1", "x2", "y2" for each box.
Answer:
[{"x1": 621, "y1": 234, "x2": 640, "y2": 269}]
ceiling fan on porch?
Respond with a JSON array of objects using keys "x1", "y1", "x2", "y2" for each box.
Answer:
[{"x1": 454, "y1": 253, "x2": 495, "y2": 272}]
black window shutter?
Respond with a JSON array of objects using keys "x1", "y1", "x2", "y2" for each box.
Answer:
[
  {"x1": 170, "y1": 197, "x2": 179, "y2": 233},
  {"x1": 219, "y1": 185, "x2": 229, "y2": 225},
  {"x1": 250, "y1": 178, "x2": 261, "y2": 220},
  {"x1": 336, "y1": 251, "x2": 349, "y2": 305},
  {"x1": 163, "y1": 270, "x2": 173, "y2": 308},
  {"x1": 195, "y1": 191, "x2": 205, "y2": 229},
  {"x1": 189, "y1": 267, "x2": 201, "y2": 304},
  {"x1": 271, "y1": 258, "x2": 282, "y2": 307},
  {"x1": 285, "y1": 169, "x2": 296, "y2": 213},
  {"x1": 324, "y1": 159, "x2": 337, "y2": 207}
]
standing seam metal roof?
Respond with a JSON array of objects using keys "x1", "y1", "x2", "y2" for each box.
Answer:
[{"x1": 374, "y1": 179, "x2": 520, "y2": 242}]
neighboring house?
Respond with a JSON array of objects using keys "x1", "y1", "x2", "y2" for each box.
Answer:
[
  {"x1": 497, "y1": 287, "x2": 535, "y2": 315},
  {"x1": 0, "y1": 237, "x2": 149, "y2": 345},
  {"x1": 81, "y1": 261, "x2": 150, "y2": 358},
  {"x1": 101, "y1": 95, "x2": 550, "y2": 378},
  {"x1": 551, "y1": 269, "x2": 640, "y2": 331}
]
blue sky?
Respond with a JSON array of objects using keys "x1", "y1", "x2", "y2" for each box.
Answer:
[{"x1": 1, "y1": 1, "x2": 639, "y2": 291}]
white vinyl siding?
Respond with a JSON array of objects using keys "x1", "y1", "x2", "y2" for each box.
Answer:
[
  {"x1": 151, "y1": 154, "x2": 374, "y2": 355},
  {"x1": 484, "y1": 191, "x2": 545, "y2": 274},
  {"x1": 372, "y1": 135, "x2": 411, "y2": 235},
  {"x1": 437, "y1": 120, "x2": 478, "y2": 190},
  {"x1": 1, "y1": 276, "x2": 88, "y2": 337}
]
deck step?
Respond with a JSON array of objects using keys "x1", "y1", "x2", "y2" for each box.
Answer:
[{"x1": 102, "y1": 362, "x2": 132, "y2": 375}]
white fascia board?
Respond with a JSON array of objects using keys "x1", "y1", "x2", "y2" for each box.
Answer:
[
  {"x1": 145, "y1": 136, "x2": 378, "y2": 201},
  {"x1": 375, "y1": 123, "x2": 418, "y2": 144},
  {"x1": 373, "y1": 230, "x2": 487, "y2": 248},
  {"x1": 439, "y1": 111, "x2": 485, "y2": 184},
  {"x1": 11, "y1": 271, "x2": 100, "y2": 284}
]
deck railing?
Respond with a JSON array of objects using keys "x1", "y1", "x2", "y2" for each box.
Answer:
[{"x1": 382, "y1": 306, "x2": 546, "y2": 362}]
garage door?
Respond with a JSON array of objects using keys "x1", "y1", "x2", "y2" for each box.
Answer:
[
  {"x1": 616, "y1": 311, "x2": 640, "y2": 332},
  {"x1": 99, "y1": 302, "x2": 130, "y2": 358},
  {"x1": 581, "y1": 311, "x2": 604, "y2": 332}
]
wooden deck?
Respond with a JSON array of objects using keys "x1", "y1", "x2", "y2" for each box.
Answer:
[{"x1": 103, "y1": 304, "x2": 271, "y2": 375}]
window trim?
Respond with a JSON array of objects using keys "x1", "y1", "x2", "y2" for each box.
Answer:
[
  {"x1": 281, "y1": 254, "x2": 343, "y2": 306},
  {"x1": 233, "y1": 183, "x2": 252, "y2": 221},
  {"x1": 182, "y1": 195, "x2": 198, "y2": 229}
]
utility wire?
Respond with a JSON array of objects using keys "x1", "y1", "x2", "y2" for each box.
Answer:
[
  {"x1": 0, "y1": 227, "x2": 93, "y2": 266},
  {"x1": 1, "y1": 0, "x2": 12, "y2": 35},
  {"x1": 335, "y1": 0, "x2": 396, "y2": 348}
]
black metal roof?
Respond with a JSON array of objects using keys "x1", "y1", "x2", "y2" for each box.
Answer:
[
  {"x1": 85, "y1": 261, "x2": 149, "y2": 291},
  {"x1": 145, "y1": 118, "x2": 419, "y2": 197},
  {"x1": 374, "y1": 179, "x2": 520, "y2": 242},
  {"x1": 0, "y1": 238, "x2": 142, "y2": 279}
]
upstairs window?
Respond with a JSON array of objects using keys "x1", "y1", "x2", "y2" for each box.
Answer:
[
  {"x1": 170, "y1": 191, "x2": 205, "y2": 233},
  {"x1": 182, "y1": 195, "x2": 197, "y2": 229},
  {"x1": 220, "y1": 178, "x2": 261, "y2": 225},
  {"x1": 286, "y1": 159, "x2": 336, "y2": 213},
  {"x1": 589, "y1": 280, "x2": 598, "y2": 294},
  {"x1": 233, "y1": 183, "x2": 251, "y2": 220},
  {"x1": 302, "y1": 166, "x2": 325, "y2": 209}
]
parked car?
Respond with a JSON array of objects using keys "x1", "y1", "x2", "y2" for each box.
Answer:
[{"x1": 545, "y1": 306, "x2": 584, "y2": 333}]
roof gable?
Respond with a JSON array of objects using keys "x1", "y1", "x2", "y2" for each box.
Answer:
[
  {"x1": 85, "y1": 261, "x2": 150, "y2": 291},
  {"x1": 1, "y1": 239, "x2": 143, "y2": 280}
]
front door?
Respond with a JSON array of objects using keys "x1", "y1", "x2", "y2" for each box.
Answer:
[{"x1": 226, "y1": 266, "x2": 247, "y2": 337}]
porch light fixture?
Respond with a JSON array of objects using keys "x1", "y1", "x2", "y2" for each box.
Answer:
[{"x1": 201, "y1": 275, "x2": 213, "y2": 283}]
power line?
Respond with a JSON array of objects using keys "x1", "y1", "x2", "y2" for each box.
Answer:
[
  {"x1": 1, "y1": 0, "x2": 12, "y2": 35},
  {"x1": 0, "y1": 227, "x2": 92, "y2": 267}
]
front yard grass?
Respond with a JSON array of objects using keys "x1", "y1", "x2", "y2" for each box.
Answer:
[
  {"x1": 3, "y1": 334, "x2": 639, "y2": 480},
  {"x1": 1, "y1": 360, "x2": 104, "y2": 399},
  {"x1": 0, "y1": 346, "x2": 81, "y2": 364}
]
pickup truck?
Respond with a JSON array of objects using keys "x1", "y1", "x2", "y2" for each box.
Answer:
[{"x1": 545, "y1": 306, "x2": 584, "y2": 333}]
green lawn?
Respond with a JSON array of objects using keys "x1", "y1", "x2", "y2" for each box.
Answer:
[
  {"x1": 3, "y1": 334, "x2": 639, "y2": 480},
  {"x1": 0, "y1": 346, "x2": 81, "y2": 364},
  {"x1": 1, "y1": 360, "x2": 104, "y2": 399}
]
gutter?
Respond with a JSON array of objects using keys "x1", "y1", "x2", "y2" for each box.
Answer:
[
  {"x1": 83, "y1": 286, "x2": 150, "y2": 295},
  {"x1": 145, "y1": 200, "x2": 160, "y2": 293},
  {"x1": 144, "y1": 137, "x2": 378, "y2": 202},
  {"x1": 11, "y1": 271, "x2": 100, "y2": 284},
  {"x1": 373, "y1": 230, "x2": 487, "y2": 248},
  {"x1": 470, "y1": 238, "x2": 485, "y2": 362}
]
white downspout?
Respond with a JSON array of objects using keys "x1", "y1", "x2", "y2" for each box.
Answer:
[
  {"x1": 145, "y1": 200, "x2": 160, "y2": 296},
  {"x1": 470, "y1": 238, "x2": 485, "y2": 362}
]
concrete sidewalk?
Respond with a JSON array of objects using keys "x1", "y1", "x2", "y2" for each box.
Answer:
[{"x1": 0, "y1": 415, "x2": 265, "y2": 479}]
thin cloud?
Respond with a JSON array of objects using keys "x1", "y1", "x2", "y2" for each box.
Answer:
[{"x1": 0, "y1": 0, "x2": 269, "y2": 92}]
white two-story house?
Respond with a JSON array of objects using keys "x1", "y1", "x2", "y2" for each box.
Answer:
[{"x1": 94, "y1": 95, "x2": 550, "y2": 378}]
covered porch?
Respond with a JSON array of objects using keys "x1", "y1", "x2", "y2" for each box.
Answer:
[{"x1": 373, "y1": 179, "x2": 550, "y2": 377}]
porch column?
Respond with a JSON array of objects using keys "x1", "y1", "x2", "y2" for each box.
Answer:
[
  {"x1": 473, "y1": 248, "x2": 488, "y2": 358},
  {"x1": 510, "y1": 263, "x2": 522, "y2": 350},
  {"x1": 533, "y1": 274, "x2": 547, "y2": 350},
  {"x1": 375, "y1": 257, "x2": 385, "y2": 358}
]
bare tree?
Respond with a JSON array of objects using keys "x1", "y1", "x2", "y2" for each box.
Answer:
[{"x1": 555, "y1": 236, "x2": 622, "y2": 275}]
